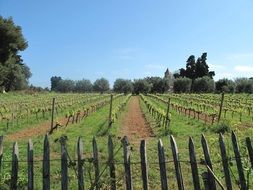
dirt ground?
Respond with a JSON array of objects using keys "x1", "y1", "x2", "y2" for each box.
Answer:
[
  {"x1": 119, "y1": 96, "x2": 154, "y2": 143},
  {"x1": 6, "y1": 116, "x2": 69, "y2": 141}
]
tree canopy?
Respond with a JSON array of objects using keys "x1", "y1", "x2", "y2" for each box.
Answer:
[
  {"x1": 113, "y1": 79, "x2": 133, "y2": 94},
  {"x1": 174, "y1": 53, "x2": 215, "y2": 80},
  {"x1": 0, "y1": 16, "x2": 31, "y2": 91},
  {"x1": 93, "y1": 78, "x2": 110, "y2": 93}
]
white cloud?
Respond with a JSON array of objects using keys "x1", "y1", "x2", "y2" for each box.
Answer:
[{"x1": 234, "y1": 65, "x2": 253, "y2": 72}]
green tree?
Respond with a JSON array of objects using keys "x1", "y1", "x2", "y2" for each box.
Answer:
[
  {"x1": 235, "y1": 78, "x2": 253, "y2": 93},
  {"x1": 113, "y1": 79, "x2": 133, "y2": 94},
  {"x1": 145, "y1": 77, "x2": 165, "y2": 93},
  {"x1": 185, "y1": 55, "x2": 196, "y2": 79},
  {"x1": 133, "y1": 79, "x2": 151, "y2": 94},
  {"x1": 93, "y1": 78, "x2": 110, "y2": 93},
  {"x1": 192, "y1": 76, "x2": 215, "y2": 93},
  {"x1": 215, "y1": 78, "x2": 235, "y2": 93},
  {"x1": 75, "y1": 79, "x2": 93, "y2": 92},
  {"x1": 0, "y1": 16, "x2": 31, "y2": 91},
  {"x1": 50, "y1": 76, "x2": 62, "y2": 91},
  {"x1": 173, "y1": 53, "x2": 215, "y2": 80},
  {"x1": 173, "y1": 77, "x2": 192, "y2": 93},
  {"x1": 56, "y1": 79, "x2": 75, "y2": 92}
]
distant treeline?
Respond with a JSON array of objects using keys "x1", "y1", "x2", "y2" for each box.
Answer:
[{"x1": 48, "y1": 52, "x2": 253, "y2": 94}]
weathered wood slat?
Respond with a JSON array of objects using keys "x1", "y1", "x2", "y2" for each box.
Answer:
[
  {"x1": 43, "y1": 134, "x2": 50, "y2": 190},
  {"x1": 231, "y1": 131, "x2": 247, "y2": 190},
  {"x1": 201, "y1": 134, "x2": 216, "y2": 190},
  {"x1": 93, "y1": 137, "x2": 100, "y2": 190},
  {"x1": 11, "y1": 142, "x2": 19, "y2": 190},
  {"x1": 246, "y1": 137, "x2": 253, "y2": 168},
  {"x1": 170, "y1": 135, "x2": 184, "y2": 190},
  {"x1": 61, "y1": 137, "x2": 68, "y2": 190},
  {"x1": 219, "y1": 134, "x2": 232, "y2": 190},
  {"x1": 158, "y1": 139, "x2": 168, "y2": 190},
  {"x1": 28, "y1": 139, "x2": 34, "y2": 190},
  {"x1": 189, "y1": 137, "x2": 201, "y2": 190},
  {"x1": 122, "y1": 136, "x2": 133, "y2": 190},
  {"x1": 108, "y1": 135, "x2": 116, "y2": 190},
  {"x1": 140, "y1": 140, "x2": 149, "y2": 190},
  {"x1": 206, "y1": 165, "x2": 225, "y2": 190},
  {"x1": 77, "y1": 137, "x2": 84, "y2": 190}
]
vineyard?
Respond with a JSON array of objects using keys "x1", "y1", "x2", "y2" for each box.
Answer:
[{"x1": 0, "y1": 92, "x2": 253, "y2": 189}]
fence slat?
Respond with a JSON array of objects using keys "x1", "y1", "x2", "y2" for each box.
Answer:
[
  {"x1": 219, "y1": 134, "x2": 232, "y2": 190},
  {"x1": 61, "y1": 137, "x2": 68, "y2": 190},
  {"x1": 11, "y1": 142, "x2": 19, "y2": 190},
  {"x1": 122, "y1": 136, "x2": 133, "y2": 190},
  {"x1": 43, "y1": 134, "x2": 50, "y2": 190},
  {"x1": 0, "y1": 136, "x2": 3, "y2": 172},
  {"x1": 77, "y1": 137, "x2": 84, "y2": 190},
  {"x1": 28, "y1": 139, "x2": 34, "y2": 190},
  {"x1": 158, "y1": 139, "x2": 168, "y2": 190},
  {"x1": 231, "y1": 131, "x2": 247, "y2": 189},
  {"x1": 170, "y1": 135, "x2": 184, "y2": 190},
  {"x1": 140, "y1": 140, "x2": 149, "y2": 190},
  {"x1": 93, "y1": 137, "x2": 100, "y2": 190},
  {"x1": 246, "y1": 137, "x2": 253, "y2": 168},
  {"x1": 201, "y1": 134, "x2": 216, "y2": 190},
  {"x1": 108, "y1": 135, "x2": 116, "y2": 190},
  {"x1": 189, "y1": 137, "x2": 201, "y2": 190}
]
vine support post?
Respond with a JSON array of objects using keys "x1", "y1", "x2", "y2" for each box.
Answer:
[
  {"x1": 218, "y1": 93, "x2": 224, "y2": 123},
  {"x1": 51, "y1": 98, "x2": 55, "y2": 130},
  {"x1": 165, "y1": 98, "x2": 171, "y2": 133},
  {"x1": 108, "y1": 94, "x2": 113, "y2": 127}
]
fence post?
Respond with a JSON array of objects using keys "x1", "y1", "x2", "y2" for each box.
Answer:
[
  {"x1": 0, "y1": 136, "x2": 3, "y2": 172},
  {"x1": 231, "y1": 131, "x2": 247, "y2": 189},
  {"x1": 11, "y1": 142, "x2": 19, "y2": 190},
  {"x1": 158, "y1": 139, "x2": 168, "y2": 190},
  {"x1": 93, "y1": 137, "x2": 100, "y2": 190},
  {"x1": 218, "y1": 93, "x2": 224, "y2": 123},
  {"x1": 201, "y1": 172, "x2": 210, "y2": 190},
  {"x1": 165, "y1": 98, "x2": 171, "y2": 132},
  {"x1": 140, "y1": 140, "x2": 149, "y2": 190},
  {"x1": 108, "y1": 135, "x2": 116, "y2": 190},
  {"x1": 51, "y1": 98, "x2": 55, "y2": 130},
  {"x1": 43, "y1": 134, "x2": 50, "y2": 190},
  {"x1": 108, "y1": 94, "x2": 113, "y2": 127},
  {"x1": 219, "y1": 134, "x2": 232, "y2": 190},
  {"x1": 77, "y1": 137, "x2": 84, "y2": 190},
  {"x1": 201, "y1": 134, "x2": 216, "y2": 190},
  {"x1": 170, "y1": 135, "x2": 184, "y2": 190},
  {"x1": 28, "y1": 139, "x2": 34, "y2": 190},
  {"x1": 60, "y1": 137, "x2": 68, "y2": 190},
  {"x1": 188, "y1": 137, "x2": 201, "y2": 190},
  {"x1": 246, "y1": 137, "x2": 253, "y2": 168},
  {"x1": 122, "y1": 136, "x2": 133, "y2": 190}
]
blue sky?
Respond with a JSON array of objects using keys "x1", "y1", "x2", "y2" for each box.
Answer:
[{"x1": 1, "y1": 0, "x2": 253, "y2": 87}]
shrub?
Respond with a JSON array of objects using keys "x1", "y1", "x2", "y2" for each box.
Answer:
[{"x1": 211, "y1": 120, "x2": 231, "y2": 134}]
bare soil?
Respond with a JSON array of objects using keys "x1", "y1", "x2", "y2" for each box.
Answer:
[
  {"x1": 6, "y1": 116, "x2": 69, "y2": 141},
  {"x1": 119, "y1": 96, "x2": 154, "y2": 143}
]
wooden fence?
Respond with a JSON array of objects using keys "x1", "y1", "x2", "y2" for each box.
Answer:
[{"x1": 0, "y1": 132, "x2": 253, "y2": 190}]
